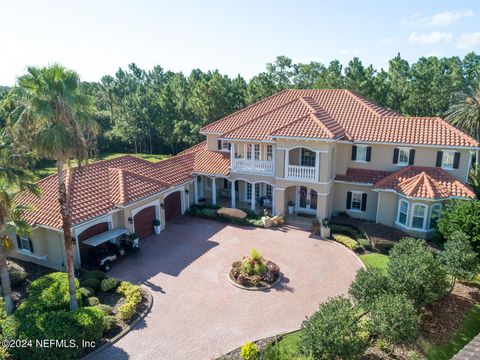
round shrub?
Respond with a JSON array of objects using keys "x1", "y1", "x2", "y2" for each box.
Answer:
[
  {"x1": 83, "y1": 270, "x2": 107, "y2": 281},
  {"x1": 217, "y1": 207, "x2": 247, "y2": 220},
  {"x1": 86, "y1": 297, "x2": 100, "y2": 306},
  {"x1": 117, "y1": 301, "x2": 137, "y2": 321},
  {"x1": 101, "y1": 277, "x2": 119, "y2": 292},
  {"x1": 240, "y1": 341, "x2": 259, "y2": 360},
  {"x1": 21, "y1": 272, "x2": 81, "y2": 313},
  {"x1": 7, "y1": 261, "x2": 28, "y2": 287},
  {"x1": 117, "y1": 282, "x2": 142, "y2": 305},
  {"x1": 103, "y1": 315, "x2": 117, "y2": 333},
  {"x1": 80, "y1": 278, "x2": 101, "y2": 292},
  {"x1": 331, "y1": 233, "x2": 358, "y2": 250},
  {"x1": 298, "y1": 296, "x2": 367, "y2": 360},
  {"x1": 369, "y1": 293, "x2": 419, "y2": 345},
  {"x1": 96, "y1": 304, "x2": 114, "y2": 315},
  {"x1": 388, "y1": 238, "x2": 448, "y2": 307},
  {"x1": 348, "y1": 267, "x2": 391, "y2": 310},
  {"x1": 79, "y1": 287, "x2": 94, "y2": 299}
]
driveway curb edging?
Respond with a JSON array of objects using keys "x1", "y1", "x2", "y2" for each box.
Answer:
[{"x1": 81, "y1": 286, "x2": 154, "y2": 360}]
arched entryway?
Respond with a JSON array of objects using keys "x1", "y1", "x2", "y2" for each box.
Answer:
[
  {"x1": 134, "y1": 206, "x2": 156, "y2": 239},
  {"x1": 164, "y1": 191, "x2": 182, "y2": 222},
  {"x1": 78, "y1": 222, "x2": 109, "y2": 257}
]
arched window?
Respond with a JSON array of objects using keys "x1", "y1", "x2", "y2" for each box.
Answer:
[
  {"x1": 429, "y1": 204, "x2": 442, "y2": 229},
  {"x1": 411, "y1": 204, "x2": 427, "y2": 229},
  {"x1": 397, "y1": 200, "x2": 409, "y2": 226}
]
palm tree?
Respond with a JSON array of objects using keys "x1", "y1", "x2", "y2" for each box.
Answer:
[
  {"x1": 0, "y1": 130, "x2": 39, "y2": 314},
  {"x1": 13, "y1": 65, "x2": 94, "y2": 311},
  {"x1": 445, "y1": 81, "x2": 480, "y2": 141}
]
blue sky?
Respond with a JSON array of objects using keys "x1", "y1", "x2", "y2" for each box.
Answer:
[{"x1": 1, "y1": 0, "x2": 479, "y2": 85}]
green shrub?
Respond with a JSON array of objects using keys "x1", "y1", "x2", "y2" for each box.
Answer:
[
  {"x1": 374, "y1": 240, "x2": 395, "y2": 255},
  {"x1": 103, "y1": 315, "x2": 117, "y2": 333},
  {"x1": 388, "y1": 238, "x2": 448, "y2": 307},
  {"x1": 298, "y1": 296, "x2": 367, "y2": 360},
  {"x1": 96, "y1": 304, "x2": 114, "y2": 315},
  {"x1": 329, "y1": 224, "x2": 363, "y2": 239},
  {"x1": 117, "y1": 301, "x2": 137, "y2": 321},
  {"x1": 7, "y1": 261, "x2": 28, "y2": 287},
  {"x1": 437, "y1": 199, "x2": 480, "y2": 254},
  {"x1": 83, "y1": 270, "x2": 107, "y2": 281},
  {"x1": 240, "y1": 341, "x2": 259, "y2": 360},
  {"x1": 4, "y1": 307, "x2": 104, "y2": 360},
  {"x1": 117, "y1": 282, "x2": 142, "y2": 304},
  {"x1": 369, "y1": 293, "x2": 419, "y2": 346},
  {"x1": 79, "y1": 287, "x2": 94, "y2": 299},
  {"x1": 0, "y1": 298, "x2": 6, "y2": 322},
  {"x1": 0, "y1": 345, "x2": 9, "y2": 360},
  {"x1": 358, "y1": 238, "x2": 372, "y2": 250},
  {"x1": 80, "y1": 278, "x2": 101, "y2": 292},
  {"x1": 101, "y1": 277, "x2": 120, "y2": 292},
  {"x1": 21, "y1": 272, "x2": 81, "y2": 313},
  {"x1": 86, "y1": 297, "x2": 100, "y2": 306},
  {"x1": 349, "y1": 267, "x2": 391, "y2": 310},
  {"x1": 331, "y1": 233, "x2": 359, "y2": 250}
]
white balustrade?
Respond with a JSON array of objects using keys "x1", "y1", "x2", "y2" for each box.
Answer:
[
  {"x1": 286, "y1": 165, "x2": 317, "y2": 181},
  {"x1": 231, "y1": 158, "x2": 274, "y2": 175}
]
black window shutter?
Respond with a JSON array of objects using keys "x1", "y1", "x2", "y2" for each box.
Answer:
[
  {"x1": 16, "y1": 234, "x2": 21, "y2": 249},
  {"x1": 408, "y1": 149, "x2": 415, "y2": 165},
  {"x1": 228, "y1": 143, "x2": 231, "y2": 150},
  {"x1": 393, "y1": 148, "x2": 399, "y2": 164},
  {"x1": 346, "y1": 191, "x2": 352, "y2": 209},
  {"x1": 223, "y1": 179, "x2": 228, "y2": 188},
  {"x1": 217, "y1": 140, "x2": 222, "y2": 150},
  {"x1": 366, "y1": 147, "x2": 372, "y2": 162},
  {"x1": 28, "y1": 237, "x2": 34, "y2": 253},
  {"x1": 436, "y1": 151, "x2": 443, "y2": 167},
  {"x1": 453, "y1": 152, "x2": 461, "y2": 169},
  {"x1": 235, "y1": 181, "x2": 239, "y2": 191},
  {"x1": 351, "y1": 146, "x2": 357, "y2": 161},
  {"x1": 361, "y1": 193, "x2": 367, "y2": 211}
]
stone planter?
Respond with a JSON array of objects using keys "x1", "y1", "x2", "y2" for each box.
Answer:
[
  {"x1": 154, "y1": 225, "x2": 161, "y2": 235},
  {"x1": 288, "y1": 205, "x2": 294, "y2": 214},
  {"x1": 262, "y1": 216, "x2": 272, "y2": 228},
  {"x1": 320, "y1": 226, "x2": 331, "y2": 238}
]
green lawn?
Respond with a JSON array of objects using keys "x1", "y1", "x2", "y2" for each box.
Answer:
[
  {"x1": 424, "y1": 304, "x2": 480, "y2": 360},
  {"x1": 262, "y1": 331, "x2": 301, "y2": 359},
  {"x1": 359, "y1": 253, "x2": 389, "y2": 270},
  {"x1": 33, "y1": 152, "x2": 169, "y2": 179}
]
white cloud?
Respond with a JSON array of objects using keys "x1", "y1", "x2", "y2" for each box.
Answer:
[
  {"x1": 337, "y1": 49, "x2": 359, "y2": 55},
  {"x1": 408, "y1": 32, "x2": 453, "y2": 45},
  {"x1": 402, "y1": 10, "x2": 474, "y2": 28},
  {"x1": 380, "y1": 37, "x2": 394, "y2": 44},
  {"x1": 457, "y1": 32, "x2": 480, "y2": 49}
]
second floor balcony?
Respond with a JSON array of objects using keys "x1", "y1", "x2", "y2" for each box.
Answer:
[
  {"x1": 230, "y1": 143, "x2": 274, "y2": 176},
  {"x1": 231, "y1": 158, "x2": 274, "y2": 175},
  {"x1": 285, "y1": 147, "x2": 319, "y2": 182}
]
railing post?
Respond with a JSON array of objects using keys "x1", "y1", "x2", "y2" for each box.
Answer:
[
  {"x1": 315, "y1": 151, "x2": 320, "y2": 182},
  {"x1": 212, "y1": 177, "x2": 217, "y2": 206},
  {"x1": 285, "y1": 150, "x2": 289, "y2": 179},
  {"x1": 231, "y1": 180, "x2": 236, "y2": 208}
]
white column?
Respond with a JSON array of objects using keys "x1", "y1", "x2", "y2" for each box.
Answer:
[
  {"x1": 251, "y1": 183, "x2": 256, "y2": 212},
  {"x1": 251, "y1": 144, "x2": 254, "y2": 168},
  {"x1": 315, "y1": 151, "x2": 320, "y2": 182},
  {"x1": 212, "y1": 177, "x2": 217, "y2": 206},
  {"x1": 284, "y1": 149, "x2": 289, "y2": 178},
  {"x1": 230, "y1": 143, "x2": 234, "y2": 171},
  {"x1": 231, "y1": 180, "x2": 236, "y2": 208},
  {"x1": 194, "y1": 176, "x2": 199, "y2": 205},
  {"x1": 271, "y1": 186, "x2": 276, "y2": 215}
]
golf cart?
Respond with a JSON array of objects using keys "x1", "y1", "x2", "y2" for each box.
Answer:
[{"x1": 82, "y1": 228, "x2": 139, "y2": 272}]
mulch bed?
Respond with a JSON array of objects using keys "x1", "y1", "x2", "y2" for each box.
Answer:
[{"x1": 10, "y1": 258, "x2": 54, "y2": 306}]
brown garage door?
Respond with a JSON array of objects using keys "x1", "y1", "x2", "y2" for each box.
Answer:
[
  {"x1": 134, "y1": 206, "x2": 156, "y2": 239},
  {"x1": 165, "y1": 192, "x2": 181, "y2": 222},
  {"x1": 78, "y1": 222, "x2": 109, "y2": 257}
]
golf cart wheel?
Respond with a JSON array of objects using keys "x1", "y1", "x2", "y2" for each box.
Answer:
[{"x1": 102, "y1": 261, "x2": 112, "y2": 272}]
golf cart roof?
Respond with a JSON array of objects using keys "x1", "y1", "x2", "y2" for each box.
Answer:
[{"x1": 82, "y1": 227, "x2": 129, "y2": 247}]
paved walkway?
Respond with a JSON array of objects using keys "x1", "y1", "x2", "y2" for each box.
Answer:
[{"x1": 91, "y1": 216, "x2": 363, "y2": 360}]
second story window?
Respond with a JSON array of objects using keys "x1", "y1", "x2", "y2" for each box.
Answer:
[
  {"x1": 266, "y1": 145, "x2": 273, "y2": 161},
  {"x1": 398, "y1": 148, "x2": 409, "y2": 165},
  {"x1": 436, "y1": 150, "x2": 460, "y2": 170},
  {"x1": 300, "y1": 148, "x2": 315, "y2": 167},
  {"x1": 393, "y1": 147, "x2": 415, "y2": 166},
  {"x1": 246, "y1": 145, "x2": 252, "y2": 159},
  {"x1": 254, "y1": 144, "x2": 260, "y2": 160},
  {"x1": 16, "y1": 234, "x2": 33, "y2": 252},
  {"x1": 351, "y1": 145, "x2": 371, "y2": 162}
]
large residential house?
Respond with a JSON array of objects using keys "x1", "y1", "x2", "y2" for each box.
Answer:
[{"x1": 10, "y1": 89, "x2": 478, "y2": 271}]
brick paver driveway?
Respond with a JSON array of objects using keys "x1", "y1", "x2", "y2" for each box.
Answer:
[{"x1": 91, "y1": 216, "x2": 363, "y2": 360}]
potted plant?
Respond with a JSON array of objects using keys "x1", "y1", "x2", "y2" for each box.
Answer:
[
  {"x1": 153, "y1": 219, "x2": 161, "y2": 234},
  {"x1": 287, "y1": 200, "x2": 294, "y2": 214},
  {"x1": 129, "y1": 232, "x2": 139, "y2": 241},
  {"x1": 320, "y1": 218, "x2": 331, "y2": 238}
]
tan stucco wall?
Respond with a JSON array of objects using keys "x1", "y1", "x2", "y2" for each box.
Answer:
[
  {"x1": 376, "y1": 192, "x2": 398, "y2": 227},
  {"x1": 332, "y1": 182, "x2": 378, "y2": 221},
  {"x1": 335, "y1": 143, "x2": 471, "y2": 182},
  {"x1": 206, "y1": 134, "x2": 220, "y2": 151}
]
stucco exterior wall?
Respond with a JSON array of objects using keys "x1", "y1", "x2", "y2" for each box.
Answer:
[
  {"x1": 376, "y1": 191, "x2": 398, "y2": 227},
  {"x1": 332, "y1": 182, "x2": 378, "y2": 221},
  {"x1": 206, "y1": 134, "x2": 220, "y2": 151}
]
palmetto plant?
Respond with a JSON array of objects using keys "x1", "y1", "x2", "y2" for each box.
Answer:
[
  {"x1": 445, "y1": 81, "x2": 480, "y2": 141},
  {"x1": 0, "y1": 130, "x2": 39, "y2": 314},
  {"x1": 13, "y1": 64, "x2": 95, "y2": 311}
]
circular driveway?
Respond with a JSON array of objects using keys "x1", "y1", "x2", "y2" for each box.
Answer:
[{"x1": 91, "y1": 216, "x2": 363, "y2": 360}]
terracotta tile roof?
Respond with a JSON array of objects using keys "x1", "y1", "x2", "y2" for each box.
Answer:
[
  {"x1": 177, "y1": 141, "x2": 206, "y2": 155},
  {"x1": 201, "y1": 89, "x2": 479, "y2": 148},
  {"x1": 192, "y1": 149, "x2": 230, "y2": 176},
  {"x1": 373, "y1": 166, "x2": 476, "y2": 199},
  {"x1": 335, "y1": 168, "x2": 393, "y2": 184}
]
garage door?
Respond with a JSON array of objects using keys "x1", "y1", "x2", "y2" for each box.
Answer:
[
  {"x1": 134, "y1": 206, "x2": 156, "y2": 239},
  {"x1": 78, "y1": 222, "x2": 109, "y2": 256},
  {"x1": 165, "y1": 191, "x2": 182, "y2": 222}
]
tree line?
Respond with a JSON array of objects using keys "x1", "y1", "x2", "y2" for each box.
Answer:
[{"x1": 1, "y1": 53, "x2": 480, "y2": 155}]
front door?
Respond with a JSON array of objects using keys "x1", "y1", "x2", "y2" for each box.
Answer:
[{"x1": 297, "y1": 186, "x2": 317, "y2": 214}]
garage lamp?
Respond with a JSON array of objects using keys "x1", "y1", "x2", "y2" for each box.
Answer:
[
  {"x1": 184, "y1": 189, "x2": 189, "y2": 194},
  {"x1": 160, "y1": 203, "x2": 166, "y2": 209},
  {"x1": 128, "y1": 217, "x2": 133, "y2": 224},
  {"x1": 71, "y1": 237, "x2": 77, "y2": 245}
]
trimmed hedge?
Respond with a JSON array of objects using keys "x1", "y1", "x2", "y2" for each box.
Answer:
[
  {"x1": 80, "y1": 278, "x2": 100, "y2": 292},
  {"x1": 83, "y1": 270, "x2": 107, "y2": 281},
  {"x1": 331, "y1": 233, "x2": 359, "y2": 250},
  {"x1": 85, "y1": 297, "x2": 100, "y2": 306},
  {"x1": 116, "y1": 282, "x2": 142, "y2": 321},
  {"x1": 100, "y1": 277, "x2": 119, "y2": 292}
]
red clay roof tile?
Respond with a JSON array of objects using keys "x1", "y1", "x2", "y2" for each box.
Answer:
[{"x1": 335, "y1": 168, "x2": 393, "y2": 184}]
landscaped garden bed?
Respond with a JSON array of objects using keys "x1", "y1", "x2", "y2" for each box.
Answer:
[
  {"x1": 188, "y1": 204, "x2": 268, "y2": 228},
  {"x1": 229, "y1": 249, "x2": 281, "y2": 289},
  {"x1": 0, "y1": 265, "x2": 150, "y2": 360}
]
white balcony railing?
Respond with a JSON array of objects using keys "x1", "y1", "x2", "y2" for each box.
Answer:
[
  {"x1": 286, "y1": 165, "x2": 317, "y2": 181},
  {"x1": 232, "y1": 158, "x2": 274, "y2": 175}
]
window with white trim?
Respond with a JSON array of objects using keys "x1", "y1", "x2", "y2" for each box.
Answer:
[
  {"x1": 19, "y1": 235, "x2": 32, "y2": 252},
  {"x1": 246, "y1": 183, "x2": 252, "y2": 200},
  {"x1": 430, "y1": 204, "x2": 442, "y2": 229},
  {"x1": 398, "y1": 148, "x2": 409, "y2": 166},
  {"x1": 411, "y1": 204, "x2": 426, "y2": 229},
  {"x1": 351, "y1": 192, "x2": 363, "y2": 211},
  {"x1": 441, "y1": 151, "x2": 455, "y2": 169},
  {"x1": 254, "y1": 144, "x2": 260, "y2": 160},
  {"x1": 220, "y1": 140, "x2": 230, "y2": 151},
  {"x1": 246, "y1": 145, "x2": 252, "y2": 160},
  {"x1": 355, "y1": 145, "x2": 367, "y2": 162},
  {"x1": 398, "y1": 200, "x2": 409, "y2": 225},
  {"x1": 266, "y1": 184, "x2": 272, "y2": 198},
  {"x1": 266, "y1": 145, "x2": 273, "y2": 161},
  {"x1": 300, "y1": 148, "x2": 316, "y2": 167},
  {"x1": 205, "y1": 177, "x2": 212, "y2": 189}
]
